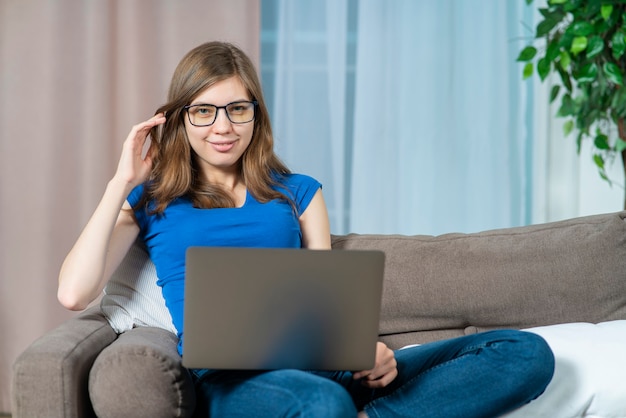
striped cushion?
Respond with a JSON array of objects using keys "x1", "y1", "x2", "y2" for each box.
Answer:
[{"x1": 101, "y1": 240, "x2": 176, "y2": 335}]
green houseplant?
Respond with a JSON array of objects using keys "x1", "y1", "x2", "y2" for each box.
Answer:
[{"x1": 518, "y1": 0, "x2": 626, "y2": 208}]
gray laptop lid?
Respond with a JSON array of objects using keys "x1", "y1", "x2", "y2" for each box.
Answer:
[{"x1": 182, "y1": 247, "x2": 385, "y2": 371}]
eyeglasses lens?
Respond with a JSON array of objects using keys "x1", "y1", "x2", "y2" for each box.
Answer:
[{"x1": 187, "y1": 101, "x2": 255, "y2": 126}]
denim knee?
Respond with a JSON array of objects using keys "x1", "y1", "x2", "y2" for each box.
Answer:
[
  {"x1": 193, "y1": 369, "x2": 357, "y2": 417},
  {"x1": 289, "y1": 370, "x2": 357, "y2": 417},
  {"x1": 516, "y1": 331, "x2": 555, "y2": 392},
  {"x1": 492, "y1": 330, "x2": 555, "y2": 400}
]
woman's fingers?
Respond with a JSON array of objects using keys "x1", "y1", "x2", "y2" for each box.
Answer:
[
  {"x1": 353, "y1": 342, "x2": 398, "y2": 388},
  {"x1": 115, "y1": 114, "x2": 166, "y2": 186},
  {"x1": 362, "y1": 366, "x2": 398, "y2": 388},
  {"x1": 126, "y1": 113, "x2": 166, "y2": 152}
]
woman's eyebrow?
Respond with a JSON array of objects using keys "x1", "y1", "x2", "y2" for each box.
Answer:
[{"x1": 189, "y1": 99, "x2": 250, "y2": 106}]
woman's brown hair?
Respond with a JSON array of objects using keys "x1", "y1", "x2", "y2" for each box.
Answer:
[{"x1": 140, "y1": 41, "x2": 291, "y2": 214}]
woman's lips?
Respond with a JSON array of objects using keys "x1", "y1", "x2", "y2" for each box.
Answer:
[{"x1": 209, "y1": 140, "x2": 236, "y2": 152}]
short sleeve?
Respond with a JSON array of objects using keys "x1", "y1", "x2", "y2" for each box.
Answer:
[
  {"x1": 126, "y1": 184, "x2": 144, "y2": 207},
  {"x1": 280, "y1": 174, "x2": 322, "y2": 216},
  {"x1": 126, "y1": 184, "x2": 148, "y2": 230}
]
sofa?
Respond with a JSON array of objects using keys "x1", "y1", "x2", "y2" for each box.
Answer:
[{"x1": 12, "y1": 211, "x2": 626, "y2": 417}]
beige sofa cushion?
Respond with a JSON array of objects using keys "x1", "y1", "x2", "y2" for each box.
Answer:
[{"x1": 332, "y1": 211, "x2": 626, "y2": 349}]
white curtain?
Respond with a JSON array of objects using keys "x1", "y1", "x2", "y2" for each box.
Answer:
[
  {"x1": 351, "y1": 0, "x2": 530, "y2": 235},
  {"x1": 266, "y1": 0, "x2": 624, "y2": 236},
  {"x1": 269, "y1": 0, "x2": 352, "y2": 233}
]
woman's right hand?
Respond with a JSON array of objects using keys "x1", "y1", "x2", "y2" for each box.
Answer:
[
  {"x1": 58, "y1": 114, "x2": 165, "y2": 311},
  {"x1": 114, "y1": 113, "x2": 166, "y2": 187}
]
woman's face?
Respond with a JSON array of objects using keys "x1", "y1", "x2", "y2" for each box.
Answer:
[{"x1": 184, "y1": 76, "x2": 254, "y2": 181}]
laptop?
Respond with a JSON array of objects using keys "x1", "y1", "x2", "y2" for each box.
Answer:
[{"x1": 182, "y1": 247, "x2": 385, "y2": 371}]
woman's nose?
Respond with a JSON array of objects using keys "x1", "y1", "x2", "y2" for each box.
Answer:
[{"x1": 212, "y1": 108, "x2": 232, "y2": 131}]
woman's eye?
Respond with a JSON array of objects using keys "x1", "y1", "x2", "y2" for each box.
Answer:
[
  {"x1": 229, "y1": 105, "x2": 246, "y2": 114},
  {"x1": 196, "y1": 106, "x2": 215, "y2": 117}
]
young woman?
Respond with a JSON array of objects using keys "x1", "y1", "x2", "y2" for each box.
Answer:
[{"x1": 58, "y1": 41, "x2": 555, "y2": 417}]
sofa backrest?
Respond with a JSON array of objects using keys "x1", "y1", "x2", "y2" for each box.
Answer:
[{"x1": 331, "y1": 211, "x2": 626, "y2": 349}]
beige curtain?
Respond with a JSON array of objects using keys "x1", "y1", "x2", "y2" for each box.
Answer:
[{"x1": 0, "y1": 0, "x2": 259, "y2": 412}]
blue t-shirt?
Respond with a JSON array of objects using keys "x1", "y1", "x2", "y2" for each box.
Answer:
[{"x1": 126, "y1": 173, "x2": 321, "y2": 354}]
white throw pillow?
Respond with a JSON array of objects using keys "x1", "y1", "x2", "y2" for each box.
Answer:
[
  {"x1": 100, "y1": 240, "x2": 177, "y2": 335},
  {"x1": 504, "y1": 320, "x2": 626, "y2": 418}
]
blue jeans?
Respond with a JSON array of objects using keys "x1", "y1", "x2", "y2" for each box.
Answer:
[{"x1": 190, "y1": 330, "x2": 555, "y2": 417}]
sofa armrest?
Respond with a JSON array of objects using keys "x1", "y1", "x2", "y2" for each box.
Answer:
[
  {"x1": 88, "y1": 326, "x2": 195, "y2": 418},
  {"x1": 12, "y1": 306, "x2": 117, "y2": 418}
]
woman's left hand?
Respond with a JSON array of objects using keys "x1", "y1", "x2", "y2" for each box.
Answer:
[{"x1": 353, "y1": 342, "x2": 398, "y2": 388}]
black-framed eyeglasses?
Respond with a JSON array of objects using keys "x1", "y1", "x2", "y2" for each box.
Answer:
[{"x1": 183, "y1": 100, "x2": 258, "y2": 127}]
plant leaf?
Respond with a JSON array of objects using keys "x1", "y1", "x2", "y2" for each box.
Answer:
[
  {"x1": 616, "y1": 139, "x2": 626, "y2": 152},
  {"x1": 537, "y1": 57, "x2": 551, "y2": 80},
  {"x1": 557, "y1": 94, "x2": 575, "y2": 117},
  {"x1": 611, "y1": 30, "x2": 626, "y2": 59},
  {"x1": 540, "y1": 8, "x2": 566, "y2": 22},
  {"x1": 586, "y1": 36, "x2": 604, "y2": 59},
  {"x1": 593, "y1": 154, "x2": 606, "y2": 169},
  {"x1": 601, "y1": 4, "x2": 613, "y2": 21},
  {"x1": 537, "y1": 18, "x2": 561, "y2": 37},
  {"x1": 550, "y1": 85, "x2": 560, "y2": 103},
  {"x1": 604, "y1": 62, "x2": 624, "y2": 86},
  {"x1": 570, "y1": 36, "x2": 588, "y2": 55},
  {"x1": 564, "y1": 1, "x2": 579, "y2": 13},
  {"x1": 575, "y1": 62, "x2": 598, "y2": 83},
  {"x1": 611, "y1": 89, "x2": 626, "y2": 116},
  {"x1": 517, "y1": 46, "x2": 537, "y2": 62},
  {"x1": 559, "y1": 50, "x2": 571, "y2": 70},
  {"x1": 549, "y1": 0, "x2": 566, "y2": 4},
  {"x1": 596, "y1": 19, "x2": 610, "y2": 34},
  {"x1": 563, "y1": 119, "x2": 574, "y2": 136},
  {"x1": 545, "y1": 41, "x2": 561, "y2": 62},
  {"x1": 570, "y1": 22, "x2": 594, "y2": 37},
  {"x1": 594, "y1": 134, "x2": 610, "y2": 150},
  {"x1": 557, "y1": 65, "x2": 573, "y2": 91},
  {"x1": 523, "y1": 62, "x2": 534, "y2": 79}
]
